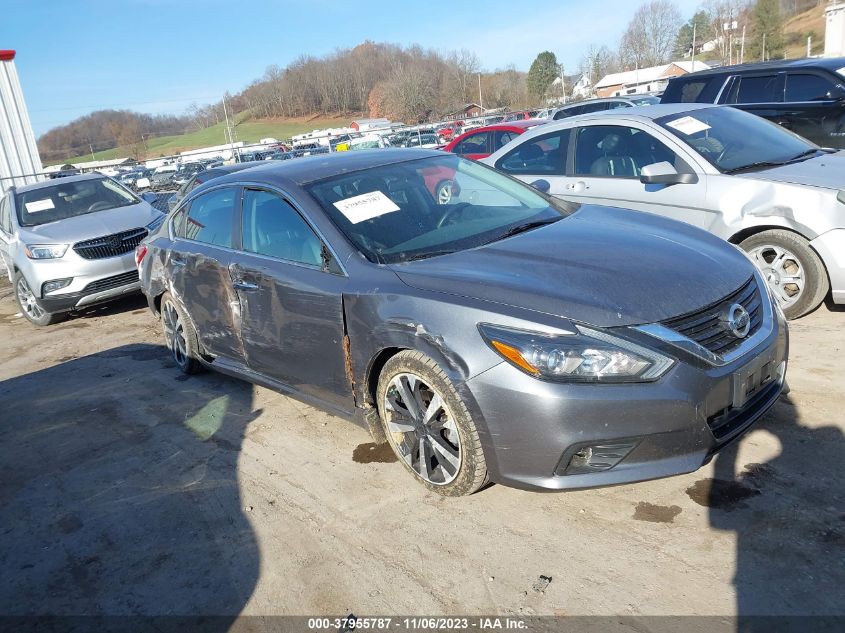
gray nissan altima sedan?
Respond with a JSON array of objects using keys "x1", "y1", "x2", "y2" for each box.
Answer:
[{"x1": 137, "y1": 149, "x2": 788, "y2": 496}]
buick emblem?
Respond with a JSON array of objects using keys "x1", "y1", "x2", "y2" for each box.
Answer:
[
  {"x1": 724, "y1": 303, "x2": 751, "y2": 338},
  {"x1": 109, "y1": 236, "x2": 124, "y2": 250}
]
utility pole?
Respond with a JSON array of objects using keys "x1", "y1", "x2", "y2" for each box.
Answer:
[
  {"x1": 807, "y1": 35, "x2": 812, "y2": 58},
  {"x1": 691, "y1": 22, "x2": 697, "y2": 72},
  {"x1": 762, "y1": 33, "x2": 767, "y2": 61},
  {"x1": 89, "y1": 143, "x2": 95, "y2": 162},
  {"x1": 478, "y1": 73, "x2": 483, "y2": 112},
  {"x1": 222, "y1": 93, "x2": 239, "y2": 162},
  {"x1": 740, "y1": 25, "x2": 746, "y2": 64},
  {"x1": 560, "y1": 64, "x2": 566, "y2": 104}
]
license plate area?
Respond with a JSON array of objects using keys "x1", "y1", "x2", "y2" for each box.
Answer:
[{"x1": 732, "y1": 352, "x2": 777, "y2": 409}]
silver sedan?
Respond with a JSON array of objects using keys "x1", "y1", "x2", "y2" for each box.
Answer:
[{"x1": 483, "y1": 103, "x2": 845, "y2": 319}]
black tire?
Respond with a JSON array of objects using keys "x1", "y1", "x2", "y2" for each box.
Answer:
[
  {"x1": 376, "y1": 350, "x2": 487, "y2": 496},
  {"x1": 739, "y1": 229, "x2": 829, "y2": 320},
  {"x1": 13, "y1": 271, "x2": 65, "y2": 326},
  {"x1": 160, "y1": 292, "x2": 203, "y2": 374}
]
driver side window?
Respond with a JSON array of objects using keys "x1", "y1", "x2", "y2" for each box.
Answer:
[
  {"x1": 573, "y1": 125, "x2": 686, "y2": 178},
  {"x1": 241, "y1": 189, "x2": 323, "y2": 267}
]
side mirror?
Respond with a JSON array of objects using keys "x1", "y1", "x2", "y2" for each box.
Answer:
[
  {"x1": 530, "y1": 179, "x2": 551, "y2": 193},
  {"x1": 639, "y1": 161, "x2": 698, "y2": 185}
]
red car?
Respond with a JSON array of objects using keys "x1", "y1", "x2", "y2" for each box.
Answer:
[
  {"x1": 435, "y1": 122, "x2": 463, "y2": 142},
  {"x1": 443, "y1": 119, "x2": 549, "y2": 160}
]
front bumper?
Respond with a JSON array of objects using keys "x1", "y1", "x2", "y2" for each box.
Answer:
[
  {"x1": 809, "y1": 228, "x2": 845, "y2": 304},
  {"x1": 464, "y1": 311, "x2": 788, "y2": 491}
]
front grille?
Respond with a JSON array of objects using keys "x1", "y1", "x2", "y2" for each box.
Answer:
[
  {"x1": 82, "y1": 270, "x2": 139, "y2": 293},
  {"x1": 661, "y1": 276, "x2": 763, "y2": 356},
  {"x1": 73, "y1": 227, "x2": 148, "y2": 260}
]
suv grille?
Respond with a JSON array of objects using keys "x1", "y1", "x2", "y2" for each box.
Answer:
[
  {"x1": 73, "y1": 228, "x2": 148, "y2": 260},
  {"x1": 661, "y1": 276, "x2": 763, "y2": 356},
  {"x1": 82, "y1": 270, "x2": 139, "y2": 293}
]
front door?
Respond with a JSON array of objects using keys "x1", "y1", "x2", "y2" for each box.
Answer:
[
  {"x1": 232, "y1": 188, "x2": 353, "y2": 414},
  {"x1": 555, "y1": 123, "x2": 713, "y2": 230}
]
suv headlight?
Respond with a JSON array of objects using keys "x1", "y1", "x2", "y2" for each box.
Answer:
[
  {"x1": 24, "y1": 244, "x2": 69, "y2": 259},
  {"x1": 146, "y1": 213, "x2": 165, "y2": 232},
  {"x1": 478, "y1": 323, "x2": 674, "y2": 383}
]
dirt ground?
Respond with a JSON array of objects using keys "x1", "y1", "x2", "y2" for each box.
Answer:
[{"x1": 0, "y1": 278, "x2": 843, "y2": 619}]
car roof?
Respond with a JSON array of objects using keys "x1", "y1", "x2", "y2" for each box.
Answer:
[
  {"x1": 557, "y1": 102, "x2": 716, "y2": 121},
  {"x1": 13, "y1": 171, "x2": 106, "y2": 194},
  {"x1": 677, "y1": 56, "x2": 845, "y2": 77},
  {"x1": 198, "y1": 148, "x2": 444, "y2": 190}
]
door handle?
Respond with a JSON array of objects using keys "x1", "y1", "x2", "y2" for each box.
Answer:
[
  {"x1": 566, "y1": 181, "x2": 588, "y2": 192},
  {"x1": 171, "y1": 256, "x2": 186, "y2": 267},
  {"x1": 232, "y1": 280, "x2": 259, "y2": 291}
]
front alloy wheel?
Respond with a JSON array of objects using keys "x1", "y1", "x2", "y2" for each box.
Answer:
[
  {"x1": 740, "y1": 229, "x2": 829, "y2": 320},
  {"x1": 13, "y1": 272, "x2": 63, "y2": 326},
  {"x1": 376, "y1": 350, "x2": 487, "y2": 496},
  {"x1": 384, "y1": 373, "x2": 462, "y2": 485}
]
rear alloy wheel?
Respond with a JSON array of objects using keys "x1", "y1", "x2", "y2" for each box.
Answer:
[
  {"x1": 376, "y1": 351, "x2": 487, "y2": 496},
  {"x1": 13, "y1": 271, "x2": 64, "y2": 326},
  {"x1": 740, "y1": 229, "x2": 829, "y2": 320},
  {"x1": 160, "y1": 292, "x2": 202, "y2": 374}
]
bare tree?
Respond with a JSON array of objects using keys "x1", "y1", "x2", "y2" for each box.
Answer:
[
  {"x1": 618, "y1": 0, "x2": 684, "y2": 68},
  {"x1": 703, "y1": 0, "x2": 752, "y2": 64}
]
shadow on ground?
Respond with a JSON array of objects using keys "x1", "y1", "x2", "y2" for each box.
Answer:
[
  {"x1": 688, "y1": 394, "x2": 845, "y2": 621},
  {"x1": 0, "y1": 343, "x2": 260, "y2": 623}
]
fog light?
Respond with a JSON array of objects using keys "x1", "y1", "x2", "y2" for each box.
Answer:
[
  {"x1": 42, "y1": 278, "x2": 73, "y2": 294},
  {"x1": 560, "y1": 441, "x2": 639, "y2": 475}
]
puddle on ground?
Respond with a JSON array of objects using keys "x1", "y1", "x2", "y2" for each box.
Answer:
[
  {"x1": 686, "y1": 478, "x2": 760, "y2": 511},
  {"x1": 353, "y1": 442, "x2": 397, "y2": 464},
  {"x1": 633, "y1": 501, "x2": 682, "y2": 523}
]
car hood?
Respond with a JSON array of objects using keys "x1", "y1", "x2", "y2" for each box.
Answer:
[
  {"x1": 741, "y1": 152, "x2": 845, "y2": 190},
  {"x1": 390, "y1": 205, "x2": 754, "y2": 327},
  {"x1": 19, "y1": 202, "x2": 160, "y2": 244}
]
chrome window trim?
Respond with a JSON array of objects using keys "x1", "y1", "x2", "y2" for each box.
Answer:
[{"x1": 633, "y1": 268, "x2": 774, "y2": 367}]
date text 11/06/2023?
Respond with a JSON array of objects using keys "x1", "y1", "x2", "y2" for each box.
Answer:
[{"x1": 307, "y1": 617, "x2": 529, "y2": 630}]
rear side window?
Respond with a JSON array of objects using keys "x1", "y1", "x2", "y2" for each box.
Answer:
[
  {"x1": 183, "y1": 187, "x2": 236, "y2": 247},
  {"x1": 733, "y1": 75, "x2": 782, "y2": 104},
  {"x1": 785, "y1": 73, "x2": 843, "y2": 101},
  {"x1": 496, "y1": 129, "x2": 572, "y2": 175},
  {"x1": 240, "y1": 189, "x2": 322, "y2": 267},
  {"x1": 661, "y1": 77, "x2": 719, "y2": 103},
  {"x1": 553, "y1": 105, "x2": 582, "y2": 119},
  {"x1": 580, "y1": 102, "x2": 610, "y2": 114},
  {"x1": 494, "y1": 130, "x2": 518, "y2": 150}
]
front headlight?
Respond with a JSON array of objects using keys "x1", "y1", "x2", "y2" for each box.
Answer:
[
  {"x1": 478, "y1": 323, "x2": 674, "y2": 383},
  {"x1": 25, "y1": 244, "x2": 69, "y2": 259},
  {"x1": 837, "y1": 190, "x2": 845, "y2": 205},
  {"x1": 146, "y1": 213, "x2": 165, "y2": 232}
]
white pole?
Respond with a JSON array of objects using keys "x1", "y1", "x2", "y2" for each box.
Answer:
[
  {"x1": 691, "y1": 23, "x2": 697, "y2": 72},
  {"x1": 807, "y1": 35, "x2": 811, "y2": 58},
  {"x1": 740, "y1": 25, "x2": 746, "y2": 64},
  {"x1": 560, "y1": 65, "x2": 566, "y2": 104},
  {"x1": 478, "y1": 73, "x2": 483, "y2": 111},
  {"x1": 762, "y1": 33, "x2": 766, "y2": 61}
]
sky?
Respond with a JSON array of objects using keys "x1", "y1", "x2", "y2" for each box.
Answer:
[{"x1": 1, "y1": 0, "x2": 702, "y2": 136}]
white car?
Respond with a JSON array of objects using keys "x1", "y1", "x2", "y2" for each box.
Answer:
[{"x1": 482, "y1": 103, "x2": 845, "y2": 319}]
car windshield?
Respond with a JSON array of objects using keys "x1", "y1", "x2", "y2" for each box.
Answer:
[
  {"x1": 656, "y1": 106, "x2": 817, "y2": 173},
  {"x1": 307, "y1": 154, "x2": 576, "y2": 264},
  {"x1": 15, "y1": 177, "x2": 139, "y2": 227}
]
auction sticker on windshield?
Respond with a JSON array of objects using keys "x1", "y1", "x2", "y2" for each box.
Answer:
[
  {"x1": 24, "y1": 199, "x2": 55, "y2": 213},
  {"x1": 333, "y1": 190, "x2": 400, "y2": 224},
  {"x1": 665, "y1": 116, "x2": 711, "y2": 136}
]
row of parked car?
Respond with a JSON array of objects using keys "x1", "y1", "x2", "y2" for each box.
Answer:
[{"x1": 0, "y1": 56, "x2": 840, "y2": 496}]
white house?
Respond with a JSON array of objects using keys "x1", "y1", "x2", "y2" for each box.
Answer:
[{"x1": 826, "y1": 2, "x2": 845, "y2": 58}]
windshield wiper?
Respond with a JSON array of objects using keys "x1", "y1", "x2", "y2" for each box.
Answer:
[
  {"x1": 724, "y1": 149, "x2": 822, "y2": 174},
  {"x1": 485, "y1": 217, "x2": 560, "y2": 244},
  {"x1": 403, "y1": 249, "x2": 459, "y2": 262}
]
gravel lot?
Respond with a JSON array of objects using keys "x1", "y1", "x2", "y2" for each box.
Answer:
[{"x1": 0, "y1": 278, "x2": 843, "y2": 619}]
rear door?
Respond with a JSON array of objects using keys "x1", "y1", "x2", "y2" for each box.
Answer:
[
  {"x1": 0, "y1": 195, "x2": 14, "y2": 273},
  {"x1": 724, "y1": 72, "x2": 785, "y2": 124},
  {"x1": 231, "y1": 187, "x2": 353, "y2": 413},
  {"x1": 169, "y1": 185, "x2": 245, "y2": 362},
  {"x1": 493, "y1": 127, "x2": 573, "y2": 192}
]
